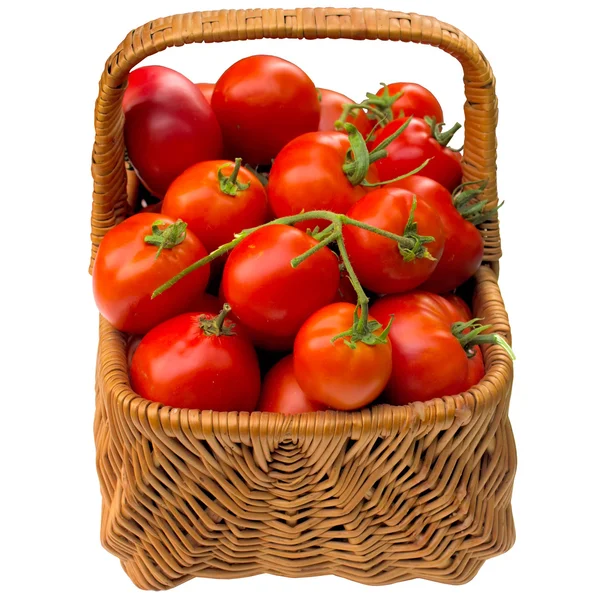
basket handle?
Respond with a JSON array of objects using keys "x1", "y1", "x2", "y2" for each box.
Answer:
[{"x1": 90, "y1": 8, "x2": 501, "y2": 273}]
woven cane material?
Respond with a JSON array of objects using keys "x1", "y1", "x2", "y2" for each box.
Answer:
[{"x1": 91, "y1": 8, "x2": 515, "y2": 590}]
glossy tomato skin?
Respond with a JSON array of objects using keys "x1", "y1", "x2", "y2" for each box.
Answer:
[
  {"x1": 370, "y1": 292, "x2": 485, "y2": 405},
  {"x1": 386, "y1": 176, "x2": 483, "y2": 293},
  {"x1": 92, "y1": 213, "x2": 210, "y2": 335},
  {"x1": 212, "y1": 55, "x2": 320, "y2": 166},
  {"x1": 318, "y1": 88, "x2": 371, "y2": 138},
  {"x1": 123, "y1": 66, "x2": 223, "y2": 199},
  {"x1": 374, "y1": 82, "x2": 444, "y2": 122},
  {"x1": 258, "y1": 355, "x2": 325, "y2": 414},
  {"x1": 268, "y1": 131, "x2": 377, "y2": 231},
  {"x1": 222, "y1": 224, "x2": 340, "y2": 351},
  {"x1": 442, "y1": 293, "x2": 473, "y2": 321},
  {"x1": 162, "y1": 160, "x2": 268, "y2": 254},
  {"x1": 294, "y1": 303, "x2": 392, "y2": 410},
  {"x1": 130, "y1": 311, "x2": 261, "y2": 411},
  {"x1": 195, "y1": 82, "x2": 215, "y2": 103},
  {"x1": 370, "y1": 117, "x2": 463, "y2": 192},
  {"x1": 344, "y1": 188, "x2": 446, "y2": 294}
]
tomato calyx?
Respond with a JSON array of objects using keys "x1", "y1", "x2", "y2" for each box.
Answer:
[
  {"x1": 330, "y1": 306, "x2": 394, "y2": 349},
  {"x1": 364, "y1": 82, "x2": 403, "y2": 122},
  {"x1": 398, "y1": 196, "x2": 437, "y2": 262},
  {"x1": 198, "y1": 303, "x2": 236, "y2": 337},
  {"x1": 424, "y1": 116, "x2": 463, "y2": 151},
  {"x1": 218, "y1": 158, "x2": 251, "y2": 196},
  {"x1": 340, "y1": 120, "x2": 431, "y2": 187},
  {"x1": 452, "y1": 180, "x2": 504, "y2": 225},
  {"x1": 144, "y1": 219, "x2": 188, "y2": 258},
  {"x1": 452, "y1": 318, "x2": 516, "y2": 360}
]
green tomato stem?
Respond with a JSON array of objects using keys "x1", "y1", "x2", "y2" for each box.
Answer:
[
  {"x1": 218, "y1": 158, "x2": 250, "y2": 196},
  {"x1": 144, "y1": 219, "x2": 188, "y2": 259},
  {"x1": 451, "y1": 318, "x2": 516, "y2": 360}
]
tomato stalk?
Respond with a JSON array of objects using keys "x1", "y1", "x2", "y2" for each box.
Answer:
[
  {"x1": 218, "y1": 158, "x2": 250, "y2": 196},
  {"x1": 452, "y1": 180, "x2": 504, "y2": 225},
  {"x1": 363, "y1": 83, "x2": 403, "y2": 122},
  {"x1": 144, "y1": 219, "x2": 188, "y2": 258},
  {"x1": 198, "y1": 303, "x2": 236, "y2": 336},
  {"x1": 424, "y1": 116, "x2": 463, "y2": 151},
  {"x1": 452, "y1": 318, "x2": 516, "y2": 360}
]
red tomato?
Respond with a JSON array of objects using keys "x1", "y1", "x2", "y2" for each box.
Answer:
[
  {"x1": 123, "y1": 66, "x2": 223, "y2": 198},
  {"x1": 293, "y1": 303, "x2": 393, "y2": 410},
  {"x1": 212, "y1": 55, "x2": 320, "y2": 166},
  {"x1": 130, "y1": 307, "x2": 261, "y2": 411},
  {"x1": 162, "y1": 159, "x2": 268, "y2": 256},
  {"x1": 369, "y1": 292, "x2": 485, "y2": 405},
  {"x1": 222, "y1": 224, "x2": 340, "y2": 351},
  {"x1": 258, "y1": 355, "x2": 325, "y2": 414},
  {"x1": 195, "y1": 82, "x2": 215, "y2": 103},
  {"x1": 92, "y1": 213, "x2": 210, "y2": 334},
  {"x1": 370, "y1": 117, "x2": 463, "y2": 192},
  {"x1": 372, "y1": 82, "x2": 444, "y2": 122},
  {"x1": 268, "y1": 130, "x2": 377, "y2": 231},
  {"x1": 318, "y1": 88, "x2": 371, "y2": 138},
  {"x1": 386, "y1": 176, "x2": 483, "y2": 293},
  {"x1": 442, "y1": 294, "x2": 473, "y2": 321},
  {"x1": 343, "y1": 188, "x2": 446, "y2": 294}
]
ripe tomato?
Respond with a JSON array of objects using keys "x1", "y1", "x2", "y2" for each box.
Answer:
[
  {"x1": 212, "y1": 55, "x2": 320, "y2": 166},
  {"x1": 318, "y1": 88, "x2": 371, "y2": 138},
  {"x1": 293, "y1": 303, "x2": 393, "y2": 410},
  {"x1": 369, "y1": 292, "x2": 485, "y2": 405},
  {"x1": 195, "y1": 82, "x2": 215, "y2": 103},
  {"x1": 344, "y1": 188, "x2": 446, "y2": 294},
  {"x1": 130, "y1": 307, "x2": 261, "y2": 411},
  {"x1": 222, "y1": 224, "x2": 340, "y2": 351},
  {"x1": 123, "y1": 66, "x2": 223, "y2": 198},
  {"x1": 442, "y1": 294, "x2": 473, "y2": 321},
  {"x1": 371, "y1": 82, "x2": 444, "y2": 122},
  {"x1": 258, "y1": 355, "x2": 325, "y2": 414},
  {"x1": 268, "y1": 130, "x2": 377, "y2": 231},
  {"x1": 162, "y1": 159, "x2": 268, "y2": 257},
  {"x1": 386, "y1": 176, "x2": 483, "y2": 293},
  {"x1": 370, "y1": 117, "x2": 463, "y2": 192},
  {"x1": 92, "y1": 213, "x2": 210, "y2": 334}
]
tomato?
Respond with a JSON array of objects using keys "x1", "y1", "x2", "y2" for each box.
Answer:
[
  {"x1": 369, "y1": 292, "x2": 485, "y2": 405},
  {"x1": 130, "y1": 306, "x2": 261, "y2": 411},
  {"x1": 92, "y1": 213, "x2": 210, "y2": 334},
  {"x1": 268, "y1": 130, "x2": 378, "y2": 231},
  {"x1": 222, "y1": 224, "x2": 340, "y2": 351},
  {"x1": 443, "y1": 294, "x2": 473, "y2": 321},
  {"x1": 212, "y1": 55, "x2": 320, "y2": 166},
  {"x1": 162, "y1": 159, "x2": 268, "y2": 258},
  {"x1": 195, "y1": 82, "x2": 215, "y2": 103},
  {"x1": 318, "y1": 88, "x2": 371, "y2": 138},
  {"x1": 371, "y1": 83, "x2": 444, "y2": 122},
  {"x1": 123, "y1": 66, "x2": 223, "y2": 198},
  {"x1": 343, "y1": 188, "x2": 446, "y2": 294},
  {"x1": 386, "y1": 176, "x2": 483, "y2": 293},
  {"x1": 293, "y1": 303, "x2": 392, "y2": 410},
  {"x1": 257, "y1": 355, "x2": 325, "y2": 414},
  {"x1": 370, "y1": 117, "x2": 463, "y2": 192}
]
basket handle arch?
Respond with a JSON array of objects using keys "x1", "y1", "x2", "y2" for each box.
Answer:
[{"x1": 90, "y1": 8, "x2": 502, "y2": 273}]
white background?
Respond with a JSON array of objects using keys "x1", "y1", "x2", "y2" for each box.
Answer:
[{"x1": 2, "y1": 0, "x2": 599, "y2": 598}]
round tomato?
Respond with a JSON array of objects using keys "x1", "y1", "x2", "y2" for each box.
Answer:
[
  {"x1": 371, "y1": 82, "x2": 444, "y2": 122},
  {"x1": 318, "y1": 88, "x2": 371, "y2": 138},
  {"x1": 92, "y1": 213, "x2": 210, "y2": 334},
  {"x1": 195, "y1": 82, "x2": 215, "y2": 103},
  {"x1": 370, "y1": 117, "x2": 463, "y2": 192},
  {"x1": 343, "y1": 188, "x2": 445, "y2": 294},
  {"x1": 258, "y1": 355, "x2": 325, "y2": 414},
  {"x1": 123, "y1": 66, "x2": 223, "y2": 198},
  {"x1": 212, "y1": 55, "x2": 320, "y2": 166},
  {"x1": 130, "y1": 306, "x2": 261, "y2": 411},
  {"x1": 370, "y1": 292, "x2": 486, "y2": 405},
  {"x1": 386, "y1": 175, "x2": 483, "y2": 293},
  {"x1": 268, "y1": 130, "x2": 378, "y2": 231},
  {"x1": 162, "y1": 158, "x2": 268, "y2": 257},
  {"x1": 222, "y1": 224, "x2": 340, "y2": 351},
  {"x1": 293, "y1": 303, "x2": 392, "y2": 410}
]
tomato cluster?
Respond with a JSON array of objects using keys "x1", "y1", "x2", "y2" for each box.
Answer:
[{"x1": 93, "y1": 55, "x2": 513, "y2": 415}]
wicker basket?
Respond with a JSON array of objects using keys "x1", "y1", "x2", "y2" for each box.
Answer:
[{"x1": 91, "y1": 8, "x2": 515, "y2": 590}]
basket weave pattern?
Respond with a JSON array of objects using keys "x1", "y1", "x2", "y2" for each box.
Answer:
[{"x1": 92, "y1": 8, "x2": 515, "y2": 590}]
